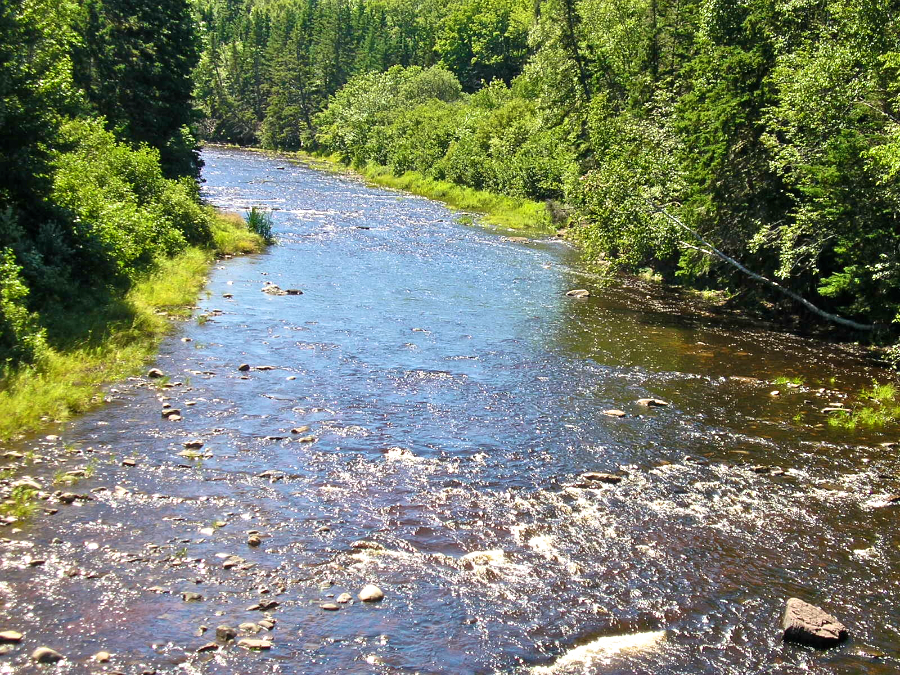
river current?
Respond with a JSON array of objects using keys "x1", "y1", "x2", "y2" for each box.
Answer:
[{"x1": 0, "y1": 147, "x2": 898, "y2": 674}]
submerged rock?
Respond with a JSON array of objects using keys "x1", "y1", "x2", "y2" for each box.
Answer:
[
  {"x1": 238, "y1": 638, "x2": 271, "y2": 650},
  {"x1": 0, "y1": 631, "x2": 22, "y2": 643},
  {"x1": 565, "y1": 289, "x2": 590, "y2": 298},
  {"x1": 782, "y1": 597, "x2": 848, "y2": 648},
  {"x1": 147, "y1": 369, "x2": 164, "y2": 379},
  {"x1": 603, "y1": 409, "x2": 627, "y2": 418}
]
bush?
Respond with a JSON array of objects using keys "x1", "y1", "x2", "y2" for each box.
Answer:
[{"x1": 0, "y1": 248, "x2": 47, "y2": 368}]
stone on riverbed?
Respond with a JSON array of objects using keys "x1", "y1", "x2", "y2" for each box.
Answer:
[
  {"x1": 603, "y1": 409, "x2": 627, "y2": 418},
  {"x1": 358, "y1": 584, "x2": 384, "y2": 602},
  {"x1": 238, "y1": 638, "x2": 271, "y2": 650},
  {"x1": 216, "y1": 625, "x2": 237, "y2": 642},
  {"x1": 0, "y1": 631, "x2": 22, "y2": 643},
  {"x1": 147, "y1": 369, "x2": 164, "y2": 379},
  {"x1": 782, "y1": 598, "x2": 848, "y2": 648},
  {"x1": 580, "y1": 472, "x2": 623, "y2": 485},
  {"x1": 636, "y1": 398, "x2": 669, "y2": 407},
  {"x1": 32, "y1": 647, "x2": 64, "y2": 664},
  {"x1": 566, "y1": 289, "x2": 590, "y2": 298}
]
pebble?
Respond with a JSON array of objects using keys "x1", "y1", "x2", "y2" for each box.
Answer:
[
  {"x1": 603, "y1": 409, "x2": 627, "y2": 418},
  {"x1": 565, "y1": 289, "x2": 590, "y2": 298},
  {"x1": 183, "y1": 440, "x2": 204, "y2": 449},
  {"x1": 93, "y1": 651, "x2": 111, "y2": 663},
  {"x1": 181, "y1": 591, "x2": 203, "y2": 602},
  {"x1": 196, "y1": 643, "x2": 219, "y2": 653},
  {"x1": 320, "y1": 603, "x2": 340, "y2": 611},
  {"x1": 32, "y1": 647, "x2": 64, "y2": 664},
  {"x1": 291, "y1": 426, "x2": 310, "y2": 434},
  {"x1": 122, "y1": 458, "x2": 137, "y2": 467},
  {"x1": 248, "y1": 535, "x2": 262, "y2": 547},
  {"x1": 336, "y1": 593, "x2": 353, "y2": 604},
  {"x1": 147, "y1": 369, "x2": 164, "y2": 379},
  {"x1": 238, "y1": 638, "x2": 271, "y2": 650},
  {"x1": 297, "y1": 435, "x2": 317, "y2": 443},
  {"x1": 0, "y1": 631, "x2": 23, "y2": 643},
  {"x1": 239, "y1": 622, "x2": 261, "y2": 634},
  {"x1": 238, "y1": 364, "x2": 251, "y2": 372},
  {"x1": 257, "y1": 619, "x2": 276, "y2": 630},
  {"x1": 358, "y1": 584, "x2": 384, "y2": 602}
]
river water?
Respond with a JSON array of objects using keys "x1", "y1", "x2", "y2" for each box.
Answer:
[{"x1": 1, "y1": 147, "x2": 898, "y2": 674}]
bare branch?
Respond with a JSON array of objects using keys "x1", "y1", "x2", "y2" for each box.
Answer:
[{"x1": 651, "y1": 202, "x2": 878, "y2": 332}]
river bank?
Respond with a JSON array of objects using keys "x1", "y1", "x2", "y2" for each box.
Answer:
[
  {"x1": 0, "y1": 147, "x2": 897, "y2": 674},
  {"x1": 0, "y1": 211, "x2": 265, "y2": 442}
]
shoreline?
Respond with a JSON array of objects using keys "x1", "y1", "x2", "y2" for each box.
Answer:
[{"x1": 0, "y1": 211, "x2": 264, "y2": 443}]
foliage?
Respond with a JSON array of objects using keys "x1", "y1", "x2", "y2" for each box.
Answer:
[
  {"x1": 0, "y1": 248, "x2": 47, "y2": 369},
  {"x1": 828, "y1": 381, "x2": 900, "y2": 430}
]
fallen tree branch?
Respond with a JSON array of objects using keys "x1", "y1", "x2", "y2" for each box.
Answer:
[{"x1": 650, "y1": 202, "x2": 878, "y2": 332}]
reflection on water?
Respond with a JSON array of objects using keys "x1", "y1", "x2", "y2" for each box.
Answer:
[{"x1": 0, "y1": 148, "x2": 897, "y2": 675}]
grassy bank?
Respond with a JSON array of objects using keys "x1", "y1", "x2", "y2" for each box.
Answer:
[
  {"x1": 0, "y1": 211, "x2": 263, "y2": 441},
  {"x1": 213, "y1": 145, "x2": 553, "y2": 232},
  {"x1": 356, "y1": 163, "x2": 552, "y2": 232}
]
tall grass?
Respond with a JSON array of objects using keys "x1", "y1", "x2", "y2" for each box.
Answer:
[
  {"x1": 246, "y1": 207, "x2": 275, "y2": 243},
  {"x1": 0, "y1": 212, "x2": 263, "y2": 440}
]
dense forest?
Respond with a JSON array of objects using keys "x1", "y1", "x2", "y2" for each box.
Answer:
[
  {"x1": 0, "y1": 0, "x2": 248, "y2": 373},
  {"x1": 2, "y1": 0, "x2": 900, "y2": 375},
  {"x1": 195, "y1": 0, "x2": 900, "y2": 352}
]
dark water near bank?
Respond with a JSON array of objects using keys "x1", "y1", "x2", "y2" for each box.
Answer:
[{"x1": 1, "y1": 147, "x2": 899, "y2": 674}]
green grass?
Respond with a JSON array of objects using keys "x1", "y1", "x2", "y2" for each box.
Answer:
[
  {"x1": 0, "y1": 211, "x2": 264, "y2": 441},
  {"x1": 358, "y1": 164, "x2": 551, "y2": 231},
  {"x1": 774, "y1": 376, "x2": 805, "y2": 386},
  {"x1": 827, "y1": 381, "x2": 900, "y2": 430},
  {"x1": 1, "y1": 485, "x2": 39, "y2": 520},
  {"x1": 245, "y1": 207, "x2": 275, "y2": 244},
  {"x1": 276, "y1": 149, "x2": 552, "y2": 232}
]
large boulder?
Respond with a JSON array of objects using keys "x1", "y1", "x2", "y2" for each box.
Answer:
[{"x1": 782, "y1": 598, "x2": 848, "y2": 648}]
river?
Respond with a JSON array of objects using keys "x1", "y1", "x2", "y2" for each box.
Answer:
[{"x1": 0, "y1": 147, "x2": 897, "y2": 674}]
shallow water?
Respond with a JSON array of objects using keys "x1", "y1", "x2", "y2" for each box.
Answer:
[{"x1": 1, "y1": 147, "x2": 898, "y2": 674}]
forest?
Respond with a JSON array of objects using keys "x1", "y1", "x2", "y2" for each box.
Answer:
[
  {"x1": 195, "y1": 0, "x2": 900, "y2": 355},
  {"x1": 0, "y1": 0, "x2": 257, "y2": 374},
  {"x1": 2, "y1": 0, "x2": 900, "y2": 375}
]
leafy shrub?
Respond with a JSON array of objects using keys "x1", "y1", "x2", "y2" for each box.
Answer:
[{"x1": 0, "y1": 248, "x2": 47, "y2": 368}]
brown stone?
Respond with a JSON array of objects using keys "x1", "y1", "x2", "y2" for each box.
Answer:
[{"x1": 782, "y1": 598, "x2": 848, "y2": 648}]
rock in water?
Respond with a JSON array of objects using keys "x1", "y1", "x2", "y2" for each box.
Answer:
[
  {"x1": 216, "y1": 625, "x2": 237, "y2": 642},
  {"x1": 32, "y1": 647, "x2": 64, "y2": 664},
  {"x1": 782, "y1": 598, "x2": 848, "y2": 648},
  {"x1": 147, "y1": 368, "x2": 164, "y2": 379},
  {"x1": 565, "y1": 289, "x2": 590, "y2": 298},
  {"x1": 358, "y1": 584, "x2": 384, "y2": 602},
  {"x1": 0, "y1": 631, "x2": 22, "y2": 643}
]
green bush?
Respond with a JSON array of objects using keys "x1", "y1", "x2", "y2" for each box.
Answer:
[{"x1": 0, "y1": 248, "x2": 47, "y2": 368}]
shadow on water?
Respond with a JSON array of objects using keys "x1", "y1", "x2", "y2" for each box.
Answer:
[{"x1": 0, "y1": 147, "x2": 898, "y2": 675}]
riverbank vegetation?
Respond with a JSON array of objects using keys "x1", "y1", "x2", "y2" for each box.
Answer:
[
  {"x1": 194, "y1": 0, "x2": 900, "y2": 352},
  {"x1": 0, "y1": 0, "x2": 264, "y2": 438}
]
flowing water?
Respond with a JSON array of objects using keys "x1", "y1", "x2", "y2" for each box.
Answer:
[{"x1": 1, "y1": 147, "x2": 899, "y2": 674}]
